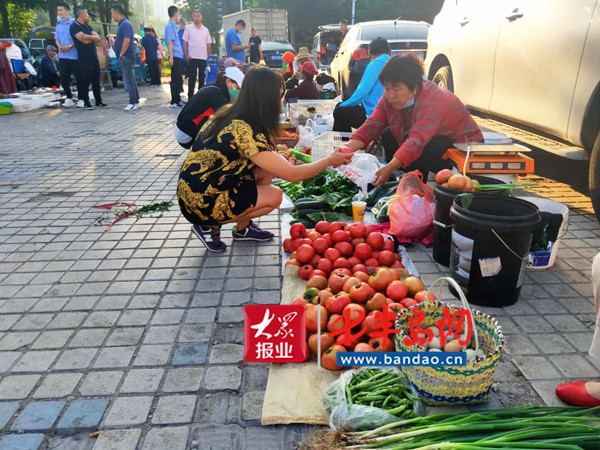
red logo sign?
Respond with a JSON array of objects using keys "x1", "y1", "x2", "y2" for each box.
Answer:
[
  {"x1": 403, "y1": 307, "x2": 472, "y2": 347},
  {"x1": 244, "y1": 305, "x2": 307, "y2": 363}
]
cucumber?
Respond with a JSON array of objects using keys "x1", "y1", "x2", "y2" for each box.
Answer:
[
  {"x1": 294, "y1": 199, "x2": 326, "y2": 209},
  {"x1": 290, "y1": 218, "x2": 315, "y2": 227},
  {"x1": 296, "y1": 207, "x2": 326, "y2": 217}
]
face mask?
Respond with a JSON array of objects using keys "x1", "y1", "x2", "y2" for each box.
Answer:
[
  {"x1": 229, "y1": 88, "x2": 239, "y2": 99},
  {"x1": 57, "y1": 16, "x2": 66, "y2": 23},
  {"x1": 175, "y1": 24, "x2": 181, "y2": 32},
  {"x1": 237, "y1": 30, "x2": 244, "y2": 35}
]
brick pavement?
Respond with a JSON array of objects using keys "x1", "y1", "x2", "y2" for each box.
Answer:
[{"x1": 0, "y1": 85, "x2": 598, "y2": 449}]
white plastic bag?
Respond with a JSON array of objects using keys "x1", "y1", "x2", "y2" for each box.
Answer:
[
  {"x1": 298, "y1": 119, "x2": 316, "y2": 147},
  {"x1": 337, "y1": 152, "x2": 381, "y2": 193},
  {"x1": 108, "y1": 48, "x2": 117, "y2": 59},
  {"x1": 322, "y1": 367, "x2": 424, "y2": 431}
]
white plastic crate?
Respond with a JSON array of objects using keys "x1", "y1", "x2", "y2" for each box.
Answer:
[
  {"x1": 311, "y1": 131, "x2": 353, "y2": 162},
  {"x1": 288, "y1": 100, "x2": 336, "y2": 126}
]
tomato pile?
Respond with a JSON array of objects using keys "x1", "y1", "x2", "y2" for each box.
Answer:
[
  {"x1": 284, "y1": 221, "x2": 405, "y2": 280},
  {"x1": 293, "y1": 266, "x2": 435, "y2": 371},
  {"x1": 436, "y1": 169, "x2": 479, "y2": 191}
]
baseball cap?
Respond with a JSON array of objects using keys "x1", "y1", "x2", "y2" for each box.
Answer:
[
  {"x1": 300, "y1": 61, "x2": 317, "y2": 75},
  {"x1": 225, "y1": 67, "x2": 245, "y2": 87}
]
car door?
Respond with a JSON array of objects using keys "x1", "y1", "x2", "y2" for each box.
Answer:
[
  {"x1": 490, "y1": 0, "x2": 596, "y2": 139},
  {"x1": 449, "y1": 0, "x2": 504, "y2": 111}
]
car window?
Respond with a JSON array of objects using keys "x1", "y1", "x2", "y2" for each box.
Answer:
[
  {"x1": 261, "y1": 41, "x2": 294, "y2": 51},
  {"x1": 360, "y1": 23, "x2": 429, "y2": 41}
]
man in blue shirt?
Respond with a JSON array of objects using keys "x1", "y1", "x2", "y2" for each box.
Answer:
[
  {"x1": 333, "y1": 37, "x2": 391, "y2": 132},
  {"x1": 54, "y1": 2, "x2": 80, "y2": 107},
  {"x1": 165, "y1": 5, "x2": 185, "y2": 107},
  {"x1": 225, "y1": 20, "x2": 249, "y2": 62},
  {"x1": 40, "y1": 45, "x2": 60, "y2": 87},
  {"x1": 112, "y1": 4, "x2": 140, "y2": 111}
]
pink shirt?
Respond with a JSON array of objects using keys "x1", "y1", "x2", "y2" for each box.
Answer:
[{"x1": 183, "y1": 24, "x2": 211, "y2": 60}]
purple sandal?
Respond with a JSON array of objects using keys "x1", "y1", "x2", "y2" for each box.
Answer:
[{"x1": 232, "y1": 221, "x2": 274, "y2": 242}]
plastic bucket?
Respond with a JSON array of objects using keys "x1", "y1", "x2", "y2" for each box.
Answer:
[
  {"x1": 433, "y1": 176, "x2": 507, "y2": 267},
  {"x1": 519, "y1": 196, "x2": 569, "y2": 269},
  {"x1": 449, "y1": 195, "x2": 540, "y2": 307}
]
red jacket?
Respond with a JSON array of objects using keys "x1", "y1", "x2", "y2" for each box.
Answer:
[{"x1": 351, "y1": 80, "x2": 483, "y2": 167}]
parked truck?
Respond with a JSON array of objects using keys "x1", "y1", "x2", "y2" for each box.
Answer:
[{"x1": 219, "y1": 9, "x2": 289, "y2": 58}]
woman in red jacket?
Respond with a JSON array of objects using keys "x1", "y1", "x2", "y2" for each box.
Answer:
[{"x1": 340, "y1": 54, "x2": 483, "y2": 185}]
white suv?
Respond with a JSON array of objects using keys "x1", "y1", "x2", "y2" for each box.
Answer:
[{"x1": 425, "y1": 0, "x2": 600, "y2": 217}]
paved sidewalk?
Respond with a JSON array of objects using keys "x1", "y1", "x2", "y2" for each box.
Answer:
[{"x1": 0, "y1": 85, "x2": 598, "y2": 449}]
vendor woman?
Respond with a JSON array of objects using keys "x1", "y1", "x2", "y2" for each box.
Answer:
[
  {"x1": 340, "y1": 54, "x2": 483, "y2": 185},
  {"x1": 177, "y1": 67, "x2": 352, "y2": 252}
]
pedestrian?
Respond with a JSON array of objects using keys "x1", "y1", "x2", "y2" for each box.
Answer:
[
  {"x1": 40, "y1": 45, "x2": 60, "y2": 88},
  {"x1": 175, "y1": 67, "x2": 244, "y2": 148},
  {"x1": 225, "y1": 19, "x2": 249, "y2": 62},
  {"x1": 111, "y1": 4, "x2": 140, "y2": 111},
  {"x1": 55, "y1": 2, "x2": 81, "y2": 107},
  {"x1": 294, "y1": 47, "x2": 315, "y2": 68},
  {"x1": 284, "y1": 61, "x2": 319, "y2": 102},
  {"x1": 183, "y1": 9, "x2": 211, "y2": 97},
  {"x1": 248, "y1": 27, "x2": 263, "y2": 64},
  {"x1": 339, "y1": 19, "x2": 349, "y2": 37},
  {"x1": 141, "y1": 28, "x2": 160, "y2": 86},
  {"x1": 333, "y1": 37, "x2": 391, "y2": 132},
  {"x1": 555, "y1": 252, "x2": 600, "y2": 407},
  {"x1": 177, "y1": 67, "x2": 351, "y2": 252},
  {"x1": 165, "y1": 5, "x2": 185, "y2": 107},
  {"x1": 178, "y1": 18, "x2": 186, "y2": 50},
  {"x1": 153, "y1": 29, "x2": 163, "y2": 84},
  {"x1": 70, "y1": 6, "x2": 107, "y2": 109}
]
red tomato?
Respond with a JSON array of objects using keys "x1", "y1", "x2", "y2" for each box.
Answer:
[
  {"x1": 364, "y1": 258, "x2": 379, "y2": 268},
  {"x1": 308, "y1": 333, "x2": 335, "y2": 356},
  {"x1": 366, "y1": 232, "x2": 384, "y2": 250},
  {"x1": 291, "y1": 238, "x2": 303, "y2": 252},
  {"x1": 303, "y1": 341, "x2": 311, "y2": 361},
  {"x1": 344, "y1": 303, "x2": 366, "y2": 323},
  {"x1": 362, "y1": 311, "x2": 381, "y2": 336},
  {"x1": 332, "y1": 268, "x2": 352, "y2": 277},
  {"x1": 315, "y1": 221, "x2": 330, "y2": 235},
  {"x1": 306, "y1": 231, "x2": 322, "y2": 242},
  {"x1": 347, "y1": 222, "x2": 367, "y2": 238},
  {"x1": 388, "y1": 269, "x2": 401, "y2": 281},
  {"x1": 317, "y1": 289, "x2": 334, "y2": 305},
  {"x1": 414, "y1": 290, "x2": 436, "y2": 303},
  {"x1": 351, "y1": 237, "x2": 366, "y2": 248},
  {"x1": 353, "y1": 271, "x2": 369, "y2": 283},
  {"x1": 309, "y1": 254, "x2": 321, "y2": 267},
  {"x1": 386, "y1": 280, "x2": 408, "y2": 300},
  {"x1": 334, "y1": 241, "x2": 353, "y2": 257},
  {"x1": 327, "y1": 314, "x2": 344, "y2": 333},
  {"x1": 285, "y1": 258, "x2": 301, "y2": 267},
  {"x1": 382, "y1": 239, "x2": 395, "y2": 252},
  {"x1": 300, "y1": 238, "x2": 313, "y2": 247},
  {"x1": 347, "y1": 256, "x2": 361, "y2": 268},
  {"x1": 321, "y1": 233, "x2": 333, "y2": 247},
  {"x1": 335, "y1": 333, "x2": 360, "y2": 350},
  {"x1": 365, "y1": 225, "x2": 375, "y2": 235},
  {"x1": 325, "y1": 292, "x2": 351, "y2": 314},
  {"x1": 332, "y1": 230, "x2": 348, "y2": 243},
  {"x1": 311, "y1": 269, "x2": 327, "y2": 278},
  {"x1": 322, "y1": 345, "x2": 346, "y2": 371},
  {"x1": 369, "y1": 336, "x2": 395, "y2": 352},
  {"x1": 290, "y1": 223, "x2": 306, "y2": 239},
  {"x1": 299, "y1": 264, "x2": 313, "y2": 280},
  {"x1": 391, "y1": 261, "x2": 405, "y2": 269},
  {"x1": 388, "y1": 302, "x2": 406, "y2": 313},
  {"x1": 333, "y1": 257, "x2": 350, "y2": 269},
  {"x1": 404, "y1": 276, "x2": 426, "y2": 298},
  {"x1": 378, "y1": 250, "x2": 396, "y2": 267},
  {"x1": 292, "y1": 297, "x2": 309, "y2": 307},
  {"x1": 283, "y1": 238, "x2": 293, "y2": 253},
  {"x1": 313, "y1": 238, "x2": 329, "y2": 255},
  {"x1": 329, "y1": 273, "x2": 350, "y2": 294},
  {"x1": 400, "y1": 298, "x2": 418, "y2": 308},
  {"x1": 352, "y1": 263, "x2": 368, "y2": 274},
  {"x1": 354, "y1": 342, "x2": 375, "y2": 352},
  {"x1": 324, "y1": 248, "x2": 342, "y2": 262},
  {"x1": 328, "y1": 222, "x2": 343, "y2": 234},
  {"x1": 305, "y1": 304, "x2": 328, "y2": 333},
  {"x1": 290, "y1": 251, "x2": 297, "y2": 260},
  {"x1": 296, "y1": 244, "x2": 315, "y2": 264},
  {"x1": 372, "y1": 251, "x2": 380, "y2": 261},
  {"x1": 349, "y1": 281, "x2": 375, "y2": 303},
  {"x1": 317, "y1": 258, "x2": 333, "y2": 275},
  {"x1": 366, "y1": 292, "x2": 387, "y2": 311},
  {"x1": 368, "y1": 267, "x2": 394, "y2": 292},
  {"x1": 306, "y1": 275, "x2": 328, "y2": 290},
  {"x1": 354, "y1": 243, "x2": 373, "y2": 261}
]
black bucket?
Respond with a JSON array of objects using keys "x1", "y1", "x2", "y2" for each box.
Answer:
[
  {"x1": 449, "y1": 195, "x2": 540, "y2": 307},
  {"x1": 433, "y1": 176, "x2": 507, "y2": 267}
]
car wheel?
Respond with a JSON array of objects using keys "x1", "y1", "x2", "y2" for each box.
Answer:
[
  {"x1": 588, "y1": 131, "x2": 600, "y2": 222},
  {"x1": 433, "y1": 66, "x2": 454, "y2": 92}
]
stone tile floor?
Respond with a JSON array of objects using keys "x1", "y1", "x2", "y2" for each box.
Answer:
[{"x1": 0, "y1": 84, "x2": 598, "y2": 449}]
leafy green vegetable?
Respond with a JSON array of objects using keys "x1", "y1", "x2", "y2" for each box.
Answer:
[{"x1": 306, "y1": 211, "x2": 340, "y2": 223}]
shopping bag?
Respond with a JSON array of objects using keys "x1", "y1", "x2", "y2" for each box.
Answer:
[
  {"x1": 297, "y1": 119, "x2": 316, "y2": 147},
  {"x1": 388, "y1": 170, "x2": 435, "y2": 239}
]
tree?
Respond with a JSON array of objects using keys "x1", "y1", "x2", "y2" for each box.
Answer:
[
  {"x1": 1, "y1": 0, "x2": 43, "y2": 37},
  {"x1": 8, "y1": 2, "x2": 36, "y2": 37}
]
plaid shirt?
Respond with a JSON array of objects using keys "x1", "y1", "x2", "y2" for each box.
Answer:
[{"x1": 351, "y1": 80, "x2": 483, "y2": 167}]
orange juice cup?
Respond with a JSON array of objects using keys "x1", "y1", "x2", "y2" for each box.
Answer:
[{"x1": 352, "y1": 201, "x2": 367, "y2": 222}]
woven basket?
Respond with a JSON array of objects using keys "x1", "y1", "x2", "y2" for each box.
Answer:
[{"x1": 394, "y1": 277, "x2": 504, "y2": 405}]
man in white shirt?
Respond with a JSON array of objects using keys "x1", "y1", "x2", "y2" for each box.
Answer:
[{"x1": 183, "y1": 10, "x2": 211, "y2": 97}]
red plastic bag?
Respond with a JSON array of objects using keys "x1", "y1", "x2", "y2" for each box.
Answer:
[{"x1": 389, "y1": 170, "x2": 435, "y2": 239}]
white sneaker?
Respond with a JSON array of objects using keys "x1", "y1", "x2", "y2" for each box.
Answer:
[
  {"x1": 63, "y1": 98, "x2": 74, "y2": 107},
  {"x1": 124, "y1": 104, "x2": 135, "y2": 111},
  {"x1": 133, "y1": 103, "x2": 141, "y2": 110},
  {"x1": 76, "y1": 100, "x2": 84, "y2": 108}
]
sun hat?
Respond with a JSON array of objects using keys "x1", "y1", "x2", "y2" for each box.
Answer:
[
  {"x1": 225, "y1": 66, "x2": 244, "y2": 87},
  {"x1": 295, "y1": 47, "x2": 314, "y2": 61}
]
